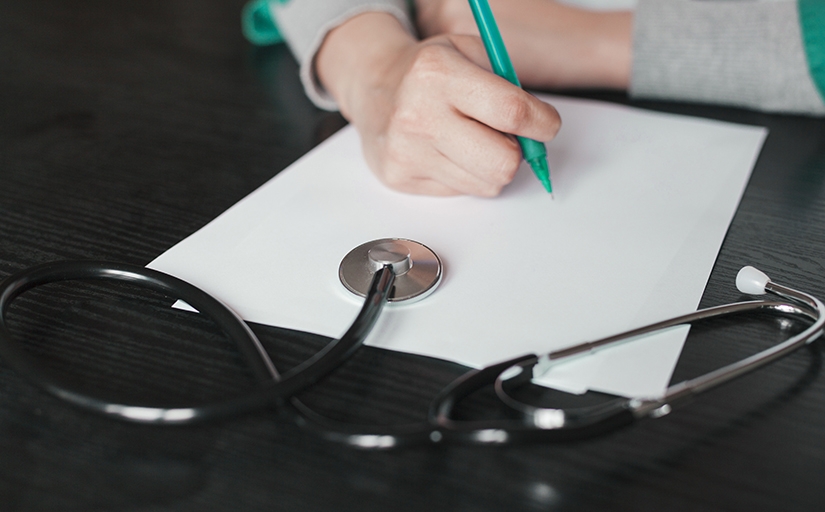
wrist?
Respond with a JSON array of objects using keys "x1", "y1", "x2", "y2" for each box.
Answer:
[{"x1": 315, "y1": 12, "x2": 417, "y2": 120}]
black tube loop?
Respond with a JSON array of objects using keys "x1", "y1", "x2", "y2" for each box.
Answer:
[
  {"x1": 0, "y1": 260, "x2": 821, "y2": 447},
  {"x1": 0, "y1": 261, "x2": 394, "y2": 424}
]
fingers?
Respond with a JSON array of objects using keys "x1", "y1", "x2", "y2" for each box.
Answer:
[
  {"x1": 445, "y1": 35, "x2": 562, "y2": 143},
  {"x1": 346, "y1": 32, "x2": 561, "y2": 197},
  {"x1": 377, "y1": 137, "x2": 515, "y2": 197},
  {"x1": 398, "y1": 43, "x2": 559, "y2": 195},
  {"x1": 432, "y1": 114, "x2": 524, "y2": 190}
]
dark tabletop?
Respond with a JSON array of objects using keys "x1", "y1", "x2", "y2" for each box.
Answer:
[{"x1": 2, "y1": 1, "x2": 825, "y2": 511}]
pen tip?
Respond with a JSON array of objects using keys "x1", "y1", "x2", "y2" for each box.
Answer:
[
  {"x1": 527, "y1": 156, "x2": 553, "y2": 195},
  {"x1": 541, "y1": 178, "x2": 553, "y2": 195}
]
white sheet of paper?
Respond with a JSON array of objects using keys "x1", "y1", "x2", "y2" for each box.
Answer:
[{"x1": 149, "y1": 95, "x2": 767, "y2": 397}]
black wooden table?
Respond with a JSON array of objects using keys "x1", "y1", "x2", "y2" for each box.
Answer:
[{"x1": 2, "y1": 1, "x2": 825, "y2": 511}]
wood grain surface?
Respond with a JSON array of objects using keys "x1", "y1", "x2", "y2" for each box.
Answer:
[{"x1": 2, "y1": 1, "x2": 825, "y2": 511}]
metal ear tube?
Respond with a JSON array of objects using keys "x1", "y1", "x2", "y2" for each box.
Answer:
[{"x1": 485, "y1": 267, "x2": 824, "y2": 435}]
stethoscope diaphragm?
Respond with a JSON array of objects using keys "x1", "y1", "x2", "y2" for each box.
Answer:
[{"x1": 338, "y1": 238, "x2": 442, "y2": 303}]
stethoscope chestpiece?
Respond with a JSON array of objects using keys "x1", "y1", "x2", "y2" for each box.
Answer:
[{"x1": 339, "y1": 238, "x2": 442, "y2": 303}]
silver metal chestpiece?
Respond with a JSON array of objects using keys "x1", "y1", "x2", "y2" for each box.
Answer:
[{"x1": 339, "y1": 238, "x2": 442, "y2": 302}]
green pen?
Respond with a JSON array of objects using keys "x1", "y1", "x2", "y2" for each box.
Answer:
[{"x1": 468, "y1": 0, "x2": 553, "y2": 196}]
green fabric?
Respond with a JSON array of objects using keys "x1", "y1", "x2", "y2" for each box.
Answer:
[
  {"x1": 799, "y1": 0, "x2": 825, "y2": 101},
  {"x1": 241, "y1": 0, "x2": 286, "y2": 46}
]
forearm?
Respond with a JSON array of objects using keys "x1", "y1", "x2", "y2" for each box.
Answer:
[
  {"x1": 501, "y1": 4, "x2": 632, "y2": 90},
  {"x1": 416, "y1": 0, "x2": 633, "y2": 90},
  {"x1": 485, "y1": 0, "x2": 631, "y2": 89}
]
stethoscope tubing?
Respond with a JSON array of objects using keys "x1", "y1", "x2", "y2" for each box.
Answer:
[
  {"x1": 0, "y1": 261, "x2": 394, "y2": 424},
  {"x1": 0, "y1": 260, "x2": 822, "y2": 448}
]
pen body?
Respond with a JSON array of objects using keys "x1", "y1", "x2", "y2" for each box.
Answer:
[
  {"x1": 468, "y1": 0, "x2": 552, "y2": 193},
  {"x1": 468, "y1": 0, "x2": 520, "y2": 86}
]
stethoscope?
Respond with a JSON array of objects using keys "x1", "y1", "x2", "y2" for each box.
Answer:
[{"x1": 0, "y1": 238, "x2": 822, "y2": 449}]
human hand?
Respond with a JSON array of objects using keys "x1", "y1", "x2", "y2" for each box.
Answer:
[
  {"x1": 315, "y1": 12, "x2": 561, "y2": 196},
  {"x1": 415, "y1": 0, "x2": 632, "y2": 90}
]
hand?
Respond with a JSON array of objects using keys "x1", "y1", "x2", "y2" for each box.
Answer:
[
  {"x1": 315, "y1": 13, "x2": 561, "y2": 196},
  {"x1": 415, "y1": 0, "x2": 633, "y2": 90}
]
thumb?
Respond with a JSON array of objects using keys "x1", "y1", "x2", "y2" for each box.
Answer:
[{"x1": 446, "y1": 34, "x2": 494, "y2": 72}]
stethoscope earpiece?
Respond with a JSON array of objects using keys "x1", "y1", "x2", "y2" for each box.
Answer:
[{"x1": 736, "y1": 266, "x2": 771, "y2": 295}]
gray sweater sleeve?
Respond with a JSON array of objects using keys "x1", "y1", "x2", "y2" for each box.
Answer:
[
  {"x1": 269, "y1": 0, "x2": 415, "y2": 111},
  {"x1": 631, "y1": 0, "x2": 825, "y2": 115}
]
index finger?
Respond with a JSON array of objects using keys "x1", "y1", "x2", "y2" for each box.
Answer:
[{"x1": 443, "y1": 35, "x2": 562, "y2": 142}]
